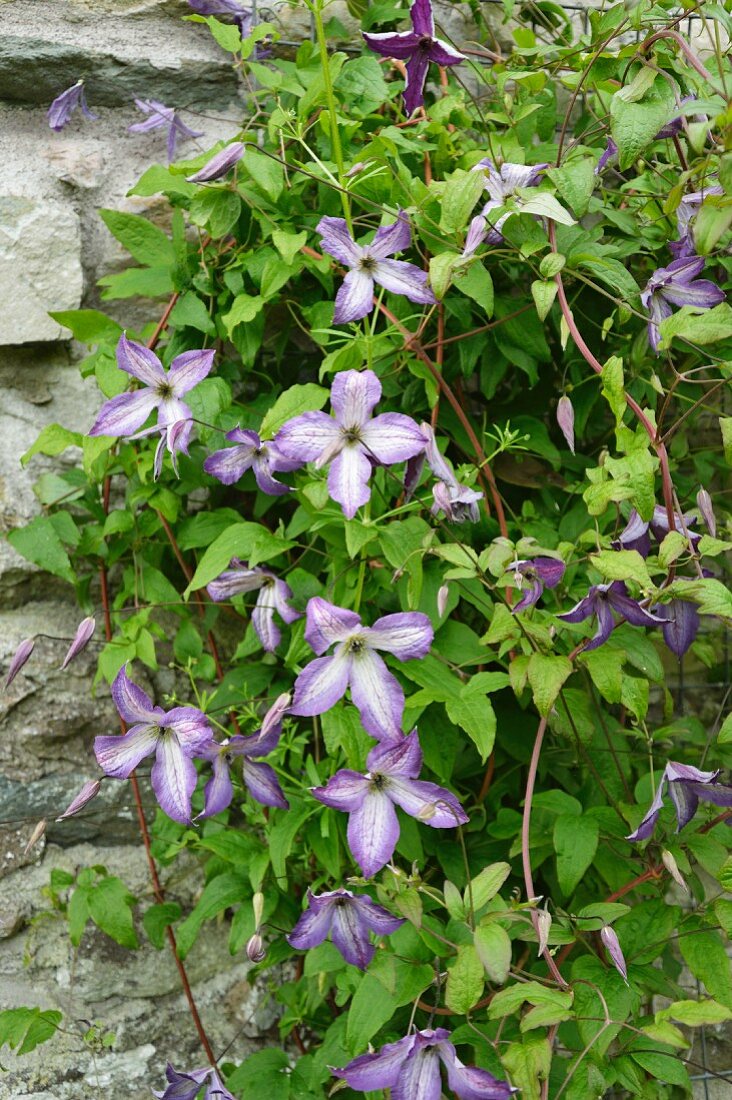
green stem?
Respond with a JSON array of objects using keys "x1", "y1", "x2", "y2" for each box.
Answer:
[{"x1": 311, "y1": 0, "x2": 351, "y2": 228}]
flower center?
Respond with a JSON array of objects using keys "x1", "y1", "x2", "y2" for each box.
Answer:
[
  {"x1": 156, "y1": 382, "x2": 174, "y2": 399},
  {"x1": 333, "y1": 896, "x2": 348, "y2": 907},
  {"x1": 358, "y1": 254, "x2": 377, "y2": 273},
  {"x1": 347, "y1": 635, "x2": 367, "y2": 654},
  {"x1": 419, "y1": 35, "x2": 433, "y2": 49},
  {"x1": 370, "y1": 772, "x2": 389, "y2": 791},
  {"x1": 342, "y1": 426, "x2": 362, "y2": 444}
]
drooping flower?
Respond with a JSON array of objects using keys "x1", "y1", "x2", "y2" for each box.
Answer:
[
  {"x1": 153, "y1": 1063, "x2": 235, "y2": 1100},
  {"x1": 557, "y1": 581, "x2": 663, "y2": 651},
  {"x1": 615, "y1": 504, "x2": 700, "y2": 557},
  {"x1": 653, "y1": 599, "x2": 700, "y2": 658},
  {"x1": 47, "y1": 80, "x2": 98, "y2": 131},
  {"x1": 641, "y1": 256, "x2": 725, "y2": 353},
  {"x1": 510, "y1": 558, "x2": 565, "y2": 613},
  {"x1": 316, "y1": 212, "x2": 436, "y2": 324},
  {"x1": 291, "y1": 597, "x2": 433, "y2": 741},
  {"x1": 275, "y1": 370, "x2": 426, "y2": 518},
  {"x1": 463, "y1": 159, "x2": 548, "y2": 255},
  {"x1": 204, "y1": 427, "x2": 300, "y2": 495},
  {"x1": 556, "y1": 394, "x2": 575, "y2": 453},
  {"x1": 187, "y1": 0, "x2": 253, "y2": 37},
  {"x1": 363, "y1": 0, "x2": 466, "y2": 116},
  {"x1": 206, "y1": 560, "x2": 300, "y2": 652},
  {"x1": 312, "y1": 731, "x2": 467, "y2": 877},
  {"x1": 668, "y1": 185, "x2": 724, "y2": 259},
  {"x1": 287, "y1": 888, "x2": 405, "y2": 969},
  {"x1": 5, "y1": 638, "x2": 35, "y2": 688},
  {"x1": 627, "y1": 761, "x2": 732, "y2": 842},
  {"x1": 60, "y1": 616, "x2": 96, "y2": 670},
  {"x1": 186, "y1": 142, "x2": 245, "y2": 182},
  {"x1": 595, "y1": 136, "x2": 618, "y2": 175},
  {"x1": 128, "y1": 99, "x2": 203, "y2": 163},
  {"x1": 94, "y1": 666, "x2": 213, "y2": 824},
  {"x1": 600, "y1": 925, "x2": 628, "y2": 985},
  {"x1": 133, "y1": 419, "x2": 193, "y2": 480},
  {"x1": 199, "y1": 694, "x2": 290, "y2": 815},
  {"x1": 89, "y1": 335, "x2": 214, "y2": 440},
  {"x1": 332, "y1": 1027, "x2": 516, "y2": 1098},
  {"x1": 405, "y1": 423, "x2": 482, "y2": 523}
]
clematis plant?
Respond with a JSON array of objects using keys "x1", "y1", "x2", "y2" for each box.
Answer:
[
  {"x1": 311, "y1": 731, "x2": 467, "y2": 877},
  {"x1": 204, "y1": 426, "x2": 300, "y2": 494},
  {"x1": 558, "y1": 581, "x2": 662, "y2": 651},
  {"x1": 206, "y1": 559, "x2": 300, "y2": 652},
  {"x1": 199, "y1": 694, "x2": 290, "y2": 814},
  {"x1": 186, "y1": 141, "x2": 245, "y2": 182},
  {"x1": 641, "y1": 256, "x2": 725, "y2": 353},
  {"x1": 627, "y1": 761, "x2": 732, "y2": 842},
  {"x1": 287, "y1": 888, "x2": 404, "y2": 969},
  {"x1": 291, "y1": 596, "x2": 433, "y2": 740},
  {"x1": 128, "y1": 98, "x2": 203, "y2": 162},
  {"x1": 510, "y1": 558, "x2": 566, "y2": 613},
  {"x1": 47, "y1": 80, "x2": 97, "y2": 130},
  {"x1": 153, "y1": 1063, "x2": 235, "y2": 1100},
  {"x1": 464, "y1": 159, "x2": 548, "y2": 255},
  {"x1": 406, "y1": 423, "x2": 482, "y2": 523}
]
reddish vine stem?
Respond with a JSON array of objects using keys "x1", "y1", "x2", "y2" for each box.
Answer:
[{"x1": 641, "y1": 29, "x2": 716, "y2": 85}]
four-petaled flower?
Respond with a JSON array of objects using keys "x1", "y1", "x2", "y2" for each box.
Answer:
[
  {"x1": 128, "y1": 98, "x2": 203, "y2": 163},
  {"x1": 316, "y1": 212, "x2": 436, "y2": 324},
  {"x1": 94, "y1": 666, "x2": 213, "y2": 824},
  {"x1": 641, "y1": 256, "x2": 724, "y2": 353},
  {"x1": 557, "y1": 581, "x2": 662, "y2": 651},
  {"x1": 204, "y1": 427, "x2": 300, "y2": 495},
  {"x1": 312, "y1": 731, "x2": 467, "y2": 877},
  {"x1": 405, "y1": 423, "x2": 482, "y2": 523},
  {"x1": 48, "y1": 80, "x2": 98, "y2": 131},
  {"x1": 206, "y1": 559, "x2": 300, "y2": 652},
  {"x1": 287, "y1": 888, "x2": 405, "y2": 969},
  {"x1": 275, "y1": 369, "x2": 426, "y2": 519},
  {"x1": 332, "y1": 1026, "x2": 516, "y2": 1098},
  {"x1": 89, "y1": 335, "x2": 214, "y2": 440},
  {"x1": 510, "y1": 557, "x2": 566, "y2": 613},
  {"x1": 464, "y1": 159, "x2": 548, "y2": 255},
  {"x1": 291, "y1": 597, "x2": 433, "y2": 741},
  {"x1": 363, "y1": 0, "x2": 466, "y2": 116},
  {"x1": 627, "y1": 761, "x2": 732, "y2": 842},
  {"x1": 199, "y1": 693, "x2": 290, "y2": 815},
  {"x1": 153, "y1": 1063, "x2": 235, "y2": 1100}
]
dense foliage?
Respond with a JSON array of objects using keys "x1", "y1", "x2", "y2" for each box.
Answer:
[{"x1": 5, "y1": 1, "x2": 732, "y2": 1097}]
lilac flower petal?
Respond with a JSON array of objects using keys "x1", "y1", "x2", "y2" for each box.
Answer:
[
  {"x1": 48, "y1": 82, "x2": 83, "y2": 130},
  {"x1": 287, "y1": 896, "x2": 334, "y2": 951},
  {"x1": 463, "y1": 213, "x2": 489, "y2": 256},
  {"x1": 252, "y1": 594, "x2": 281, "y2": 652},
  {"x1": 5, "y1": 638, "x2": 35, "y2": 688},
  {"x1": 534, "y1": 558, "x2": 565, "y2": 589},
  {"x1": 328, "y1": 446, "x2": 373, "y2": 518},
  {"x1": 658, "y1": 600, "x2": 700, "y2": 658},
  {"x1": 512, "y1": 578, "x2": 542, "y2": 613},
  {"x1": 242, "y1": 759, "x2": 288, "y2": 808},
  {"x1": 330, "y1": 899, "x2": 377, "y2": 969},
  {"x1": 333, "y1": 1037, "x2": 414, "y2": 1090},
  {"x1": 403, "y1": 49, "x2": 431, "y2": 116},
  {"x1": 60, "y1": 616, "x2": 96, "y2": 670},
  {"x1": 168, "y1": 349, "x2": 216, "y2": 394},
  {"x1": 330, "y1": 369, "x2": 382, "y2": 427},
  {"x1": 392, "y1": 1046, "x2": 442, "y2": 1100},
  {"x1": 116, "y1": 335, "x2": 166, "y2": 387},
  {"x1": 205, "y1": 1069, "x2": 236, "y2": 1100},
  {"x1": 647, "y1": 295, "x2": 673, "y2": 353},
  {"x1": 389, "y1": 777, "x2": 468, "y2": 828},
  {"x1": 164, "y1": 707, "x2": 213, "y2": 753},
  {"x1": 304, "y1": 597, "x2": 362, "y2": 655},
  {"x1": 364, "y1": 611, "x2": 433, "y2": 659},
  {"x1": 626, "y1": 774, "x2": 669, "y2": 842},
  {"x1": 153, "y1": 1063, "x2": 210, "y2": 1100},
  {"x1": 691, "y1": 782, "x2": 732, "y2": 810},
  {"x1": 557, "y1": 593, "x2": 596, "y2": 624},
  {"x1": 207, "y1": 563, "x2": 265, "y2": 602},
  {"x1": 663, "y1": 279, "x2": 725, "y2": 310},
  {"x1": 271, "y1": 578, "x2": 300, "y2": 625},
  {"x1": 352, "y1": 894, "x2": 405, "y2": 936},
  {"x1": 374, "y1": 258, "x2": 436, "y2": 304},
  {"x1": 158, "y1": 395, "x2": 193, "y2": 428},
  {"x1": 443, "y1": 1047, "x2": 516, "y2": 1098},
  {"x1": 291, "y1": 650, "x2": 352, "y2": 717},
  {"x1": 360, "y1": 412, "x2": 426, "y2": 464},
  {"x1": 274, "y1": 411, "x2": 340, "y2": 461},
  {"x1": 697, "y1": 487, "x2": 716, "y2": 537},
  {"x1": 333, "y1": 270, "x2": 375, "y2": 324},
  {"x1": 362, "y1": 30, "x2": 422, "y2": 61},
  {"x1": 150, "y1": 736, "x2": 198, "y2": 823},
  {"x1": 368, "y1": 731, "x2": 423, "y2": 779},
  {"x1": 89, "y1": 388, "x2": 159, "y2": 437},
  {"x1": 370, "y1": 211, "x2": 412, "y2": 260},
  {"x1": 349, "y1": 649, "x2": 406, "y2": 740},
  {"x1": 94, "y1": 724, "x2": 159, "y2": 778},
  {"x1": 57, "y1": 779, "x2": 102, "y2": 821},
  {"x1": 667, "y1": 762, "x2": 719, "y2": 784},
  {"x1": 251, "y1": 453, "x2": 292, "y2": 495},
  {"x1": 348, "y1": 789, "x2": 400, "y2": 876},
  {"x1": 608, "y1": 589, "x2": 663, "y2": 629},
  {"x1": 201, "y1": 753, "x2": 234, "y2": 817},
  {"x1": 317, "y1": 216, "x2": 363, "y2": 267},
  {"x1": 404, "y1": 450, "x2": 426, "y2": 501},
  {"x1": 111, "y1": 665, "x2": 157, "y2": 724},
  {"x1": 186, "y1": 142, "x2": 245, "y2": 182},
  {"x1": 204, "y1": 444, "x2": 254, "y2": 484},
  {"x1": 668, "y1": 777, "x2": 700, "y2": 832},
  {"x1": 311, "y1": 769, "x2": 370, "y2": 811},
  {"x1": 600, "y1": 925, "x2": 628, "y2": 984},
  {"x1": 581, "y1": 598, "x2": 616, "y2": 651}
]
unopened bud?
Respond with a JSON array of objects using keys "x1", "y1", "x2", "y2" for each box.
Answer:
[
  {"x1": 661, "y1": 849, "x2": 688, "y2": 893},
  {"x1": 600, "y1": 924, "x2": 628, "y2": 984},
  {"x1": 246, "y1": 933, "x2": 266, "y2": 963},
  {"x1": 60, "y1": 616, "x2": 96, "y2": 670},
  {"x1": 556, "y1": 395, "x2": 575, "y2": 454},
  {"x1": 437, "y1": 583, "x2": 449, "y2": 618},
  {"x1": 696, "y1": 487, "x2": 716, "y2": 538},
  {"x1": 24, "y1": 819, "x2": 47, "y2": 856},
  {"x1": 57, "y1": 779, "x2": 102, "y2": 821},
  {"x1": 536, "y1": 905, "x2": 552, "y2": 957},
  {"x1": 252, "y1": 891, "x2": 265, "y2": 928},
  {"x1": 5, "y1": 638, "x2": 35, "y2": 689}
]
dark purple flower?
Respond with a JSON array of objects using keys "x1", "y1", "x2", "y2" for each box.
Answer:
[
  {"x1": 128, "y1": 99, "x2": 203, "y2": 163},
  {"x1": 600, "y1": 925, "x2": 628, "y2": 985},
  {"x1": 47, "y1": 80, "x2": 98, "y2": 131},
  {"x1": 595, "y1": 136, "x2": 618, "y2": 175},
  {"x1": 641, "y1": 256, "x2": 724, "y2": 354},
  {"x1": 669, "y1": 185, "x2": 724, "y2": 259},
  {"x1": 60, "y1": 616, "x2": 96, "y2": 670},
  {"x1": 287, "y1": 888, "x2": 404, "y2": 969},
  {"x1": 187, "y1": 0, "x2": 253, "y2": 37},
  {"x1": 199, "y1": 693, "x2": 290, "y2": 815},
  {"x1": 363, "y1": 0, "x2": 465, "y2": 116},
  {"x1": 655, "y1": 96, "x2": 703, "y2": 141},
  {"x1": 653, "y1": 599, "x2": 700, "y2": 658},
  {"x1": 557, "y1": 581, "x2": 663, "y2": 651},
  {"x1": 410, "y1": 423, "x2": 481, "y2": 523},
  {"x1": 627, "y1": 761, "x2": 732, "y2": 842},
  {"x1": 56, "y1": 779, "x2": 102, "y2": 822},
  {"x1": 5, "y1": 638, "x2": 35, "y2": 688},
  {"x1": 187, "y1": 142, "x2": 245, "y2": 182},
  {"x1": 153, "y1": 1063, "x2": 235, "y2": 1100},
  {"x1": 312, "y1": 731, "x2": 467, "y2": 877},
  {"x1": 89, "y1": 335, "x2": 214, "y2": 440},
  {"x1": 275, "y1": 370, "x2": 426, "y2": 518},
  {"x1": 510, "y1": 558, "x2": 565, "y2": 613},
  {"x1": 204, "y1": 427, "x2": 300, "y2": 495},
  {"x1": 316, "y1": 212, "x2": 436, "y2": 324},
  {"x1": 615, "y1": 504, "x2": 700, "y2": 558},
  {"x1": 206, "y1": 560, "x2": 300, "y2": 652},
  {"x1": 556, "y1": 394, "x2": 575, "y2": 453},
  {"x1": 94, "y1": 666, "x2": 213, "y2": 824},
  {"x1": 291, "y1": 597, "x2": 433, "y2": 741},
  {"x1": 333, "y1": 1026, "x2": 515, "y2": 1098},
  {"x1": 463, "y1": 159, "x2": 548, "y2": 255}
]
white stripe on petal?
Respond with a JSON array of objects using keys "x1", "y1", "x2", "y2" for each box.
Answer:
[
  {"x1": 327, "y1": 445, "x2": 372, "y2": 518},
  {"x1": 349, "y1": 649, "x2": 405, "y2": 740},
  {"x1": 150, "y1": 734, "x2": 199, "y2": 823},
  {"x1": 347, "y1": 790, "x2": 400, "y2": 877}
]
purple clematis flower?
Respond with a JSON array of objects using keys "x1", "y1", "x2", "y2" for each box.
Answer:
[
  {"x1": 641, "y1": 256, "x2": 724, "y2": 353},
  {"x1": 287, "y1": 888, "x2": 405, "y2": 969},
  {"x1": 312, "y1": 731, "x2": 467, "y2": 877},
  {"x1": 558, "y1": 581, "x2": 663, "y2": 652},
  {"x1": 153, "y1": 1063, "x2": 235, "y2": 1100},
  {"x1": 333, "y1": 1026, "x2": 516, "y2": 1098},
  {"x1": 653, "y1": 599, "x2": 700, "y2": 658},
  {"x1": 316, "y1": 211, "x2": 436, "y2": 324},
  {"x1": 595, "y1": 136, "x2": 618, "y2": 175},
  {"x1": 363, "y1": 0, "x2": 466, "y2": 116},
  {"x1": 48, "y1": 80, "x2": 98, "y2": 131},
  {"x1": 199, "y1": 693, "x2": 290, "y2": 814},
  {"x1": 405, "y1": 423, "x2": 481, "y2": 523},
  {"x1": 128, "y1": 99, "x2": 203, "y2": 163},
  {"x1": 464, "y1": 159, "x2": 548, "y2": 255},
  {"x1": 291, "y1": 597, "x2": 433, "y2": 741},
  {"x1": 510, "y1": 558, "x2": 566, "y2": 613},
  {"x1": 627, "y1": 761, "x2": 732, "y2": 842},
  {"x1": 187, "y1": 0, "x2": 253, "y2": 37},
  {"x1": 94, "y1": 666, "x2": 213, "y2": 824},
  {"x1": 89, "y1": 335, "x2": 214, "y2": 440},
  {"x1": 206, "y1": 559, "x2": 300, "y2": 652},
  {"x1": 669, "y1": 184, "x2": 724, "y2": 259},
  {"x1": 186, "y1": 142, "x2": 245, "y2": 182},
  {"x1": 204, "y1": 427, "x2": 300, "y2": 495},
  {"x1": 615, "y1": 504, "x2": 700, "y2": 558},
  {"x1": 275, "y1": 369, "x2": 426, "y2": 518}
]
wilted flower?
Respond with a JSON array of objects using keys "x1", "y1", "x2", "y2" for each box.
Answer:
[
  {"x1": 94, "y1": 666, "x2": 213, "y2": 824},
  {"x1": 60, "y1": 616, "x2": 96, "y2": 670},
  {"x1": 128, "y1": 99, "x2": 203, "y2": 163},
  {"x1": 406, "y1": 423, "x2": 481, "y2": 523},
  {"x1": 627, "y1": 761, "x2": 732, "y2": 842},
  {"x1": 600, "y1": 925, "x2": 628, "y2": 984},
  {"x1": 89, "y1": 335, "x2": 214, "y2": 440},
  {"x1": 187, "y1": 0, "x2": 253, "y2": 37},
  {"x1": 275, "y1": 369, "x2": 425, "y2": 518},
  {"x1": 287, "y1": 888, "x2": 405, "y2": 969},
  {"x1": 653, "y1": 599, "x2": 700, "y2": 659},
  {"x1": 206, "y1": 560, "x2": 300, "y2": 652},
  {"x1": 291, "y1": 597, "x2": 433, "y2": 741},
  {"x1": 187, "y1": 141, "x2": 245, "y2": 182},
  {"x1": 669, "y1": 185, "x2": 724, "y2": 259},
  {"x1": 198, "y1": 694, "x2": 290, "y2": 814},
  {"x1": 363, "y1": 0, "x2": 465, "y2": 116},
  {"x1": 641, "y1": 256, "x2": 724, "y2": 353},
  {"x1": 47, "y1": 80, "x2": 98, "y2": 131},
  {"x1": 5, "y1": 638, "x2": 35, "y2": 688},
  {"x1": 312, "y1": 731, "x2": 467, "y2": 877},
  {"x1": 204, "y1": 427, "x2": 300, "y2": 495},
  {"x1": 556, "y1": 395, "x2": 575, "y2": 453},
  {"x1": 558, "y1": 581, "x2": 662, "y2": 651},
  {"x1": 316, "y1": 212, "x2": 436, "y2": 324},
  {"x1": 153, "y1": 1063, "x2": 235, "y2": 1100},
  {"x1": 510, "y1": 558, "x2": 565, "y2": 613},
  {"x1": 332, "y1": 1026, "x2": 516, "y2": 1098},
  {"x1": 464, "y1": 159, "x2": 548, "y2": 255},
  {"x1": 56, "y1": 779, "x2": 102, "y2": 822}
]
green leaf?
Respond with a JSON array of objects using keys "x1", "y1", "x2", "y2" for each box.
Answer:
[
  {"x1": 694, "y1": 199, "x2": 732, "y2": 255},
  {"x1": 185, "y1": 522, "x2": 294, "y2": 594},
  {"x1": 142, "y1": 902, "x2": 182, "y2": 949},
  {"x1": 99, "y1": 209, "x2": 175, "y2": 266},
  {"x1": 545, "y1": 159, "x2": 596, "y2": 217},
  {"x1": 554, "y1": 813, "x2": 599, "y2": 896},
  {"x1": 502, "y1": 1034, "x2": 551, "y2": 1100},
  {"x1": 468, "y1": 863, "x2": 511, "y2": 911},
  {"x1": 489, "y1": 981, "x2": 573, "y2": 1019},
  {"x1": 520, "y1": 192, "x2": 575, "y2": 225},
  {"x1": 445, "y1": 944, "x2": 484, "y2": 1013},
  {"x1": 581, "y1": 648, "x2": 624, "y2": 704},
  {"x1": 189, "y1": 189, "x2": 242, "y2": 237},
  {"x1": 574, "y1": 255, "x2": 640, "y2": 304},
  {"x1": 658, "y1": 303, "x2": 732, "y2": 349},
  {"x1": 98, "y1": 266, "x2": 174, "y2": 300},
  {"x1": 272, "y1": 228, "x2": 308, "y2": 265},
  {"x1": 222, "y1": 293, "x2": 265, "y2": 335},
  {"x1": 169, "y1": 292, "x2": 216, "y2": 335},
  {"x1": 679, "y1": 927, "x2": 732, "y2": 1007},
  {"x1": 242, "y1": 147, "x2": 284, "y2": 200},
  {"x1": 88, "y1": 876, "x2": 139, "y2": 949},
  {"x1": 321, "y1": 704, "x2": 371, "y2": 771},
  {"x1": 657, "y1": 998, "x2": 732, "y2": 1027},
  {"x1": 589, "y1": 549, "x2": 651, "y2": 588},
  {"x1": 129, "y1": 164, "x2": 197, "y2": 198},
  {"x1": 445, "y1": 692, "x2": 496, "y2": 762},
  {"x1": 346, "y1": 973, "x2": 398, "y2": 1052},
  {"x1": 452, "y1": 262, "x2": 494, "y2": 316},
  {"x1": 7, "y1": 515, "x2": 75, "y2": 584},
  {"x1": 718, "y1": 713, "x2": 732, "y2": 745},
  {"x1": 268, "y1": 801, "x2": 317, "y2": 885},
  {"x1": 610, "y1": 76, "x2": 676, "y2": 169},
  {"x1": 48, "y1": 309, "x2": 122, "y2": 345},
  {"x1": 444, "y1": 880, "x2": 466, "y2": 921},
  {"x1": 21, "y1": 424, "x2": 83, "y2": 466},
  {"x1": 474, "y1": 923, "x2": 512, "y2": 984},
  {"x1": 227, "y1": 1050, "x2": 291, "y2": 1100},
  {"x1": 600, "y1": 354, "x2": 625, "y2": 426},
  {"x1": 176, "y1": 873, "x2": 249, "y2": 959},
  {"x1": 527, "y1": 653, "x2": 572, "y2": 716},
  {"x1": 0, "y1": 1007, "x2": 63, "y2": 1056},
  {"x1": 531, "y1": 279, "x2": 557, "y2": 321},
  {"x1": 259, "y1": 383, "x2": 330, "y2": 438},
  {"x1": 440, "y1": 170, "x2": 487, "y2": 234},
  {"x1": 429, "y1": 251, "x2": 460, "y2": 298}
]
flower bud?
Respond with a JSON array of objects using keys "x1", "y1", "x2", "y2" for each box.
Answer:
[
  {"x1": 661, "y1": 849, "x2": 688, "y2": 893},
  {"x1": 535, "y1": 905, "x2": 552, "y2": 957},
  {"x1": 556, "y1": 395, "x2": 575, "y2": 454},
  {"x1": 5, "y1": 638, "x2": 35, "y2": 688},
  {"x1": 252, "y1": 891, "x2": 265, "y2": 929},
  {"x1": 696, "y1": 487, "x2": 716, "y2": 538},
  {"x1": 246, "y1": 933, "x2": 266, "y2": 963},
  {"x1": 186, "y1": 141, "x2": 245, "y2": 183},
  {"x1": 600, "y1": 924, "x2": 628, "y2": 984},
  {"x1": 24, "y1": 819, "x2": 47, "y2": 856},
  {"x1": 57, "y1": 778, "x2": 102, "y2": 821},
  {"x1": 437, "y1": 583, "x2": 449, "y2": 618},
  {"x1": 60, "y1": 616, "x2": 96, "y2": 670}
]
